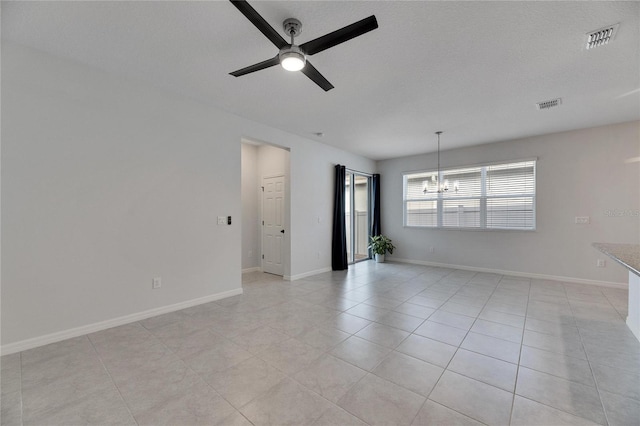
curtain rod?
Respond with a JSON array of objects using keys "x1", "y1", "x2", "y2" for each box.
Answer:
[{"x1": 339, "y1": 165, "x2": 375, "y2": 177}]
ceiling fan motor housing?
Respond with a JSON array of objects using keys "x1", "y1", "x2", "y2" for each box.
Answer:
[{"x1": 283, "y1": 18, "x2": 302, "y2": 37}]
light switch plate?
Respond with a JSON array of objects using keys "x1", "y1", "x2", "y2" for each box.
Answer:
[{"x1": 217, "y1": 216, "x2": 226, "y2": 225}]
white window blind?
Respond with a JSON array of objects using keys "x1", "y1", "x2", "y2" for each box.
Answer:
[{"x1": 403, "y1": 160, "x2": 536, "y2": 230}]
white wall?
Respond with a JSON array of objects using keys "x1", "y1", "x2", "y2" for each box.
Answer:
[
  {"x1": 378, "y1": 121, "x2": 640, "y2": 285},
  {"x1": 1, "y1": 43, "x2": 375, "y2": 350},
  {"x1": 241, "y1": 143, "x2": 260, "y2": 271},
  {"x1": 258, "y1": 144, "x2": 290, "y2": 179}
]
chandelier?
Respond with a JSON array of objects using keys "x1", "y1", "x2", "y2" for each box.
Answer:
[{"x1": 423, "y1": 131, "x2": 459, "y2": 194}]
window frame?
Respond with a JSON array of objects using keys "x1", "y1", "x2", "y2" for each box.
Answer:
[{"x1": 402, "y1": 158, "x2": 537, "y2": 231}]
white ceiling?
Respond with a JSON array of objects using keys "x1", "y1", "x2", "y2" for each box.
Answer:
[{"x1": 3, "y1": 1, "x2": 639, "y2": 160}]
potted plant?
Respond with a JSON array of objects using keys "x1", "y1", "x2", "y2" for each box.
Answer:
[{"x1": 368, "y1": 235, "x2": 396, "y2": 263}]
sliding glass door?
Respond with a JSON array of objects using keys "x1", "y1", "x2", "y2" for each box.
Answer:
[{"x1": 345, "y1": 172, "x2": 372, "y2": 264}]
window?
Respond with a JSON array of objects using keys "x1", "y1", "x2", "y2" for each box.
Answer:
[{"x1": 403, "y1": 160, "x2": 536, "y2": 230}]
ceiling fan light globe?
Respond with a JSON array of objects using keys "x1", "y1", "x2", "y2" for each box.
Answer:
[
  {"x1": 281, "y1": 55, "x2": 305, "y2": 71},
  {"x1": 279, "y1": 46, "x2": 306, "y2": 71}
]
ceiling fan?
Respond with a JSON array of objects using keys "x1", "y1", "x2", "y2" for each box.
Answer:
[{"x1": 229, "y1": 0, "x2": 378, "y2": 91}]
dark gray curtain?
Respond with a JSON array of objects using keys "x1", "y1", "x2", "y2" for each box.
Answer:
[
  {"x1": 371, "y1": 173, "x2": 381, "y2": 236},
  {"x1": 332, "y1": 165, "x2": 348, "y2": 270}
]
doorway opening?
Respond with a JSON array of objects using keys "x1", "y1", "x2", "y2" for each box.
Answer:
[
  {"x1": 241, "y1": 140, "x2": 290, "y2": 277},
  {"x1": 345, "y1": 171, "x2": 372, "y2": 264}
]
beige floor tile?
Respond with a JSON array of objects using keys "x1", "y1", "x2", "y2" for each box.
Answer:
[
  {"x1": 134, "y1": 381, "x2": 235, "y2": 426},
  {"x1": 364, "y1": 296, "x2": 404, "y2": 310},
  {"x1": 407, "y1": 295, "x2": 446, "y2": 309},
  {"x1": 448, "y1": 349, "x2": 517, "y2": 392},
  {"x1": 600, "y1": 390, "x2": 640, "y2": 426},
  {"x1": 592, "y1": 363, "x2": 640, "y2": 401},
  {"x1": 311, "y1": 404, "x2": 368, "y2": 426},
  {"x1": 205, "y1": 356, "x2": 286, "y2": 408},
  {"x1": 440, "y1": 301, "x2": 483, "y2": 317},
  {"x1": 140, "y1": 311, "x2": 189, "y2": 331},
  {"x1": 295, "y1": 326, "x2": 350, "y2": 351},
  {"x1": 414, "y1": 320, "x2": 468, "y2": 346},
  {"x1": 524, "y1": 316, "x2": 578, "y2": 337},
  {"x1": 1, "y1": 354, "x2": 21, "y2": 396},
  {"x1": 98, "y1": 338, "x2": 179, "y2": 380},
  {"x1": 330, "y1": 336, "x2": 391, "y2": 371},
  {"x1": 460, "y1": 332, "x2": 521, "y2": 363},
  {"x1": 471, "y1": 319, "x2": 523, "y2": 343},
  {"x1": 583, "y1": 344, "x2": 640, "y2": 375},
  {"x1": 0, "y1": 390, "x2": 23, "y2": 426},
  {"x1": 393, "y1": 302, "x2": 436, "y2": 319},
  {"x1": 429, "y1": 371, "x2": 513, "y2": 425},
  {"x1": 23, "y1": 382, "x2": 134, "y2": 426},
  {"x1": 397, "y1": 334, "x2": 457, "y2": 368},
  {"x1": 215, "y1": 410, "x2": 254, "y2": 426},
  {"x1": 510, "y1": 395, "x2": 601, "y2": 426},
  {"x1": 258, "y1": 337, "x2": 324, "y2": 375},
  {"x1": 429, "y1": 310, "x2": 475, "y2": 331},
  {"x1": 240, "y1": 378, "x2": 332, "y2": 426},
  {"x1": 232, "y1": 325, "x2": 291, "y2": 354},
  {"x1": 515, "y1": 367, "x2": 606, "y2": 424},
  {"x1": 372, "y1": 351, "x2": 443, "y2": 397},
  {"x1": 21, "y1": 349, "x2": 103, "y2": 390},
  {"x1": 321, "y1": 312, "x2": 372, "y2": 334},
  {"x1": 412, "y1": 400, "x2": 483, "y2": 425},
  {"x1": 520, "y1": 345, "x2": 595, "y2": 386},
  {"x1": 338, "y1": 373, "x2": 425, "y2": 426},
  {"x1": 21, "y1": 363, "x2": 115, "y2": 419},
  {"x1": 156, "y1": 328, "x2": 226, "y2": 359},
  {"x1": 294, "y1": 354, "x2": 367, "y2": 403},
  {"x1": 20, "y1": 336, "x2": 95, "y2": 367},
  {"x1": 483, "y1": 301, "x2": 527, "y2": 317},
  {"x1": 522, "y1": 329, "x2": 586, "y2": 360},
  {"x1": 114, "y1": 359, "x2": 204, "y2": 416},
  {"x1": 377, "y1": 311, "x2": 425, "y2": 332},
  {"x1": 355, "y1": 322, "x2": 410, "y2": 348},
  {"x1": 183, "y1": 340, "x2": 253, "y2": 376},
  {"x1": 345, "y1": 303, "x2": 389, "y2": 321}
]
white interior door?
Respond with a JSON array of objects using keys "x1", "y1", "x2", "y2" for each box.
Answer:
[{"x1": 262, "y1": 175, "x2": 285, "y2": 276}]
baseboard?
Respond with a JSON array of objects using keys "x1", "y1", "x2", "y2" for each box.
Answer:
[
  {"x1": 242, "y1": 267, "x2": 261, "y2": 274},
  {"x1": 0, "y1": 287, "x2": 243, "y2": 356},
  {"x1": 285, "y1": 267, "x2": 332, "y2": 281},
  {"x1": 392, "y1": 258, "x2": 628, "y2": 289}
]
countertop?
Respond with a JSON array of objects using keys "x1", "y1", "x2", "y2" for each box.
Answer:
[{"x1": 593, "y1": 243, "x2": 640, "y2": 277}]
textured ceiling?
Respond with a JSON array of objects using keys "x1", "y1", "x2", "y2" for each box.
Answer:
[{"x1": 3, "y1": 1, "x2": 639, "y2": 160}]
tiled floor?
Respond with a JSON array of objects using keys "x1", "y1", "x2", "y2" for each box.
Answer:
[{"x1": 2, "y1": 261, "x2": 640, "y2": 425}]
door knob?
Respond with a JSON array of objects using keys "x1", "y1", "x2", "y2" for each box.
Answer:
[{"x1": 280, "y1": 230, "x2": 285, "y2": 233}]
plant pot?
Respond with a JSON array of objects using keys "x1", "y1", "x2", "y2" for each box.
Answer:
[{"x1": 375, "y1": 253, "x2": 385, "y2": 263}]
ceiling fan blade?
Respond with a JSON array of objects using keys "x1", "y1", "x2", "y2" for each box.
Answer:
[
  {"x1": 230, "y1": 55, "x2": 280, "y2": 77},
  {"x1": 301, "y1": 62, "x2": 334, "y2": 91},
  {"x1": 230, "y1": 0, "x2": 288, "y2": 49},
  {"x1": 300, "y1": 15, "x2": 378, "y2": 56}
]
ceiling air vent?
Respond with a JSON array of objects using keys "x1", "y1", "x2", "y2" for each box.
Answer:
[
  {"x1": 585, "y1": 24, "x2": 619, "y2": 50},
  {"x1": 536, "y1": 98, "x2": 562, "y2": 110}
]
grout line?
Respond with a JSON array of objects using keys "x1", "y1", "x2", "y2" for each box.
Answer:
[
  {"x1": 566, "y1": 295, "x2": 612, "y2": 426},
  {"x1": 86, "y1": 334, "x2": 139, "y2": 426},
  {"x1": 508, "y1": 274, "x2": 531, "y2": 425},
  {"x1": 19, "y1": 351, "x2": 23, "y2": 426}
]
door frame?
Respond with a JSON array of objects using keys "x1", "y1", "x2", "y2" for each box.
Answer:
[{"x1": 345, "y1": 170, "x2": 373, "y2": 264}]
